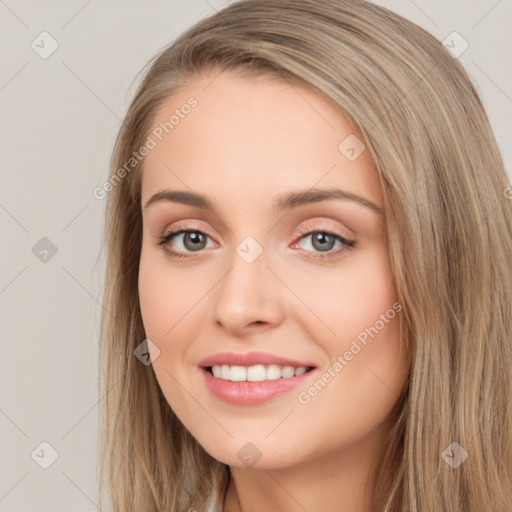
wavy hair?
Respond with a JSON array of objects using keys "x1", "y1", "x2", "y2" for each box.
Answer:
[{"x1": 97, "y1": 0, "x2": 512, "y2": 510}]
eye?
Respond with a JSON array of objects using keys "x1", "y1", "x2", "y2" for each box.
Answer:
[
  {"x1": 158, "y1": 229, "x2": 216, "y2": 259},
  {"x1": 157, "y1": 226, "x2": 356, "y2": 261},
  {"x1": 292, "y1": 228, "x2": 355, "y2": 261}
]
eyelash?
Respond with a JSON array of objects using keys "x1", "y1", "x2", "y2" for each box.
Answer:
[{"x1": 157, "y1": 226, "x2": 356, "y2": 262}]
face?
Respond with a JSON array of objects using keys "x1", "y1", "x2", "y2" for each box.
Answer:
[{"x1": 138, "y1": 70, "x2": 410, "y2": 470}]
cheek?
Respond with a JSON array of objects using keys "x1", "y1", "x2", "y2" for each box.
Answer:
[
  {"x1": 292, "y1": 248, "x2": 406, "y2": 407},
  {"x1": 138, "y1": 257, "x2": 201, "y2": 407},
  {"x1": 291, "y1": 247, "x2": 399, "y2": 344},
  {"x1": 291, "y1": 307, "x2": 406, "y2": 458},
  {"x1": 138, "y1": 251, "x2": 198, "y2": 340}
]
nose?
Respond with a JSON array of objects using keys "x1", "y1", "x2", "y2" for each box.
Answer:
[{"x1": 212, "y1": 243, "x2": 284, "y2": 337}]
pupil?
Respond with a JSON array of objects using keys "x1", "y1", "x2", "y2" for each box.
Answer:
[
  {"x1": 313, "y1": 233, "x2": 335, "y2": 252},
  {"x1": 185, "y1": 232, "x2": 206, "y2": 251}
]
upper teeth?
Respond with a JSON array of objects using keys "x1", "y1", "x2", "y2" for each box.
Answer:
[{"x1": 211, "y1": 364, "x2": 308, "y2": 382}]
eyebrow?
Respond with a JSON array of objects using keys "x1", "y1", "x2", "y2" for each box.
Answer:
[{"x1": 143, "y1": 188, "x2": 383, "y2": 214}]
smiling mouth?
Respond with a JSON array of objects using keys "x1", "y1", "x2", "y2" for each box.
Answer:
[{"x1": 205, "y1": 364, "x2": 316, "y2": 382}]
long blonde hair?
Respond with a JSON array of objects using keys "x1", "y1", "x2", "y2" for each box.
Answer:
[{"x1": 97, "y1": 0, "x2": 512, "y2": 510}]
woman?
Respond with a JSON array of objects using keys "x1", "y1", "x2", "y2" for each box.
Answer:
[{"x1": 98, "y1": 0, "x2": 512, "y2": 510}]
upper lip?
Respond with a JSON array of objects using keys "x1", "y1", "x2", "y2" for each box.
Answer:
[{"x1": 198, "y1": 351, "x2": 317, "y2": 369}]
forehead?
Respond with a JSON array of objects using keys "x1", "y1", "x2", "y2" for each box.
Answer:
[{"x1": 141, "y1": 70, "x2": 382, "y2": 211}]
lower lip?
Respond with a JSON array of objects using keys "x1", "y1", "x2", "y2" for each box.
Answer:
[{"x1": 200, "y1": 367, "x2": 316, "y2": 405}]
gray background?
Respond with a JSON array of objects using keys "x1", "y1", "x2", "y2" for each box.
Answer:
[{"x1": 1, "y1": 1, "x2": 511, "y2": 510}]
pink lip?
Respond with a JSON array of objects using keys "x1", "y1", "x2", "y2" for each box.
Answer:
[
  {"x1": 200, "y1": 366, "x2": 317, "y2": 405},
  {"x1": 197, "y1": 351, "x2": 318, "y2": 405},
  {"x1": 197, "y1": 350, "x2": 316, "y2": 368}
]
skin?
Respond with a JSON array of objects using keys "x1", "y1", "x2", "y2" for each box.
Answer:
[{"x1": 138, "y1": 70, "x2": 410, "y2": 511}]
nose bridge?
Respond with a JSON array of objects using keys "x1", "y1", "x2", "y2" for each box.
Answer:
[{"x1": 212, "y1": 233, "x2": 283, "y2": 332}]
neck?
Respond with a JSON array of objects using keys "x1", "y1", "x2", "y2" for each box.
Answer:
[{"x1": 223, "y1": 434, "x2": 387, "y2": 512}]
